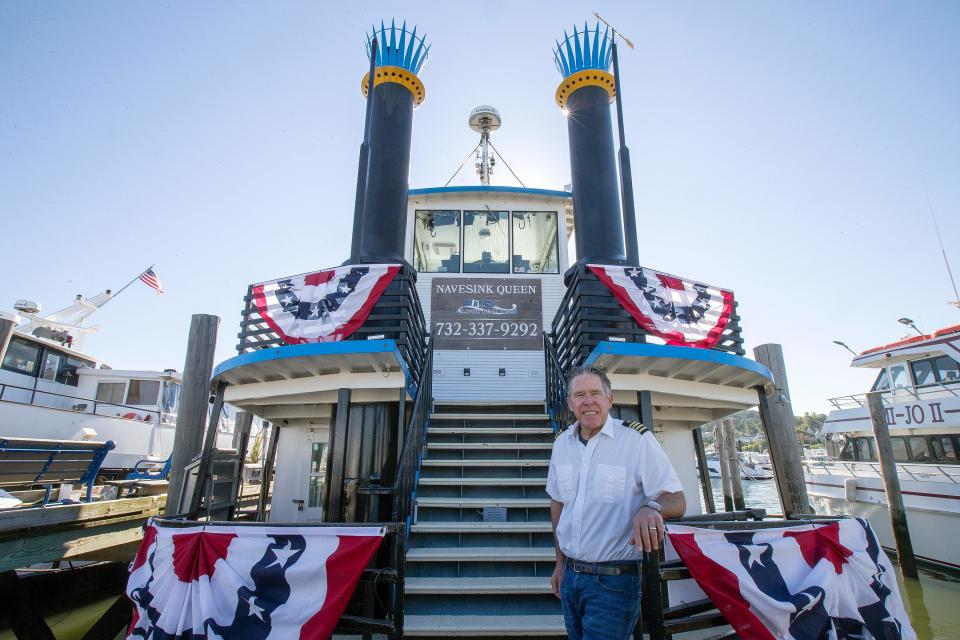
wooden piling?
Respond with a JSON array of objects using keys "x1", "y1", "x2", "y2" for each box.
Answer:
[
  {"x1": 722, "y1": 419, "x2": 746, "y2": 510},
  {"x1": 714, "y1": 423, "x2": 733, "y2": 511},
  {"x1": 166, "y1": 314, "x2": 220, "y2": 515},
  {"x1": 867, "y1": 391, "x2": 918, "y2": 579},
  {"x1": 753, "y1": 343, "x2": 812, "y2": 518}
]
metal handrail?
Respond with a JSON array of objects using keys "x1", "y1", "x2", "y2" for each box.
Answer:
[
  {"x1": 828, "y1": 379, "x2": 960, "y2": 409},
  {"x1": 391, "y1": 338, "x2": 434, "y2": 529},
  {"x1": 0, "y1": 382, "x2": 163, "y2": 421},
  {"x1": 543, "y1": 332, "x2": 571, "y2": 434},
  {"x1": 803, "y1": 460, "x2": 960, "y2": 484}
]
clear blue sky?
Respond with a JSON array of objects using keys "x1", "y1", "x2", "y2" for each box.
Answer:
[{"x1": 2, "y1": 2, "x2": 958, "y2": 414}]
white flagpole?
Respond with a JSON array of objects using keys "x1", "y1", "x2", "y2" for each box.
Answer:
[{"x1": 112, "y1": 264, "x2": 155, "y2": 298}]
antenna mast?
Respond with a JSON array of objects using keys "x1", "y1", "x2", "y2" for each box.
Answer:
[{"x1": 469, "y1": 105, "x2": 502, "y2": 185}]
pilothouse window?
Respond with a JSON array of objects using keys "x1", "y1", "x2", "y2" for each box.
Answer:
[
  {"x1": 414, "y1": 210, "x2": 461, "y2": 273},
  {"x1": 1, "y1": 337, "x2": 40, "y2": 375},
  {"x1": 512, "y1": 212, "x2": 559, "y2": 274},
  {"x1": 463, "y1": 210, "x2": 509, "y2": 273}
]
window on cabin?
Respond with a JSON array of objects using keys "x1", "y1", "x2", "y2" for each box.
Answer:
[
  {"x1": 40, "y1": 352, "x2": 61, "y2": 381},
  {"x1": 512, "y1": 211, "x2": 559, "y2": 274},
  {"x1": 907, "y1": 436, "x2": 932, "y2": 462},
  {"x1": 414, "y1": 210, "x2": 461, "y2": 273},
  {"x1": 839, "y1": 439, "x2": 855, "y2": 460},
  {"x1": 96, "y1": 382, "x2": 126, "y2": 405},
  {"x1": 934, "y1": 437, "x2": 958, "y2": 463},
  {"x1": 126, "y1": 379, "x2": 161, "y2": 406},
  {"x1": 871, "y1": 369, "x2": 891, "y2": 391},
  {"x1": 463, "y1": 210, "x2": 509, "y2": 273},
  {"x1": 890, "y1": 365, "x2": 910, "y2": 389},
  {"x1": 911, "y1": 360, "x2": 935, "y2": 386},
  {"x1": 1, "y1": 337, "x2": 40, "y2": 375},
  {"x1": 854, "y1": 437, "x2": 874, "y2": 461},
  {"x1": 934, "y1": 356, "x2": 959, "y2": 383},
  {"x1": 54, "y1": 356, "x2": 91, "y2": 387},
  {"x1": 891, "y1": 437, "x2": 910, "y2": 462}
]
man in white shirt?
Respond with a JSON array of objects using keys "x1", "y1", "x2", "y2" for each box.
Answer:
[{"x1": 547, "y1": 365, "x2": 685, "y2": 640}]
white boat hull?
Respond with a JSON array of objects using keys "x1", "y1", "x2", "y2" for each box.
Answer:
[
  {"x1": 0, "y1": 399, "x2": 173, "y2": 470},
  {"x1": 805, "y1": 470, "x2": 960, "y2": 571}
]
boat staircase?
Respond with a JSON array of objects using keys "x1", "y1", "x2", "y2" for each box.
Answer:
[{"x1": 403, "y1": 401, "x2": 566, "y2": 637}]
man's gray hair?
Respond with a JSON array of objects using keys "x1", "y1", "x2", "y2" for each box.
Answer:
[{"x1": 565, "y1": 364, "x2": 613, "y2": 396}]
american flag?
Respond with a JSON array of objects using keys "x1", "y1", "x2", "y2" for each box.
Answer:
[
  {"x1": 667, "y1": 518, "x2": 916, "y2": 640},
  {"x1": 139, "y1": 267, "x2": 164, "y2": 294},
  {"x1": 126, "y1": 520, "x2": 384, "y2": 639}
]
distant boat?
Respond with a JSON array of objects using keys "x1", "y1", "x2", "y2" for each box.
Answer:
[
  {"x1": 0, "y1": 290, "x2": 232, "y2": 473},
  {"x1": 703, "y1": 453, "x2": 773, "y2": 481},
  {"x1": 806, "y1": 323, "x2": 960, "y2": 571}
]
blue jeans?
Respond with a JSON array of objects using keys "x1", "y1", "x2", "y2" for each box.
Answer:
[{"x1": 560, "y1": 562, "x2": 642, "y2": 640}]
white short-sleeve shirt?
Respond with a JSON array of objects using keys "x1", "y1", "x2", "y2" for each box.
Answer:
[{"x1": 546, "y1": 415, "x2": 684, "y2": 562}]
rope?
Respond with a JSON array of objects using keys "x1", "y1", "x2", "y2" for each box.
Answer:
[
  {"x1": 488, "y1": 141, "x2": 526, "y2": 188},
  {"x1": 443, "y1": 142, "x2": 482, "y2": 187}
]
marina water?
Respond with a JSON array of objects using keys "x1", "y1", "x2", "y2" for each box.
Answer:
[{"x1": 702, "y1": 478, "x2": 960, "y2": 640}]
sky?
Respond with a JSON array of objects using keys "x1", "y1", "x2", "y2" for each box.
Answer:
[{"x1": 1, "y1": 2, "x2": 958, "y2": 414}]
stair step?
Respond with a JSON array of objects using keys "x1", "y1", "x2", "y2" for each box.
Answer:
[
  {"x1": 417, "y1": 497, "x2": 550, "y2": 508},
  {"x1": 404, "y1": 614, "x2": 565, "y2": 636},
  {"x1": 406, "y1": 576, "x2": 552, "y2": 594},
  {"x1": 421, "y1": 459, "x2": 549, "y2": 467},
  {"x1": 427, "y1": 442, "x2": 553, "y2": 450},
  {"x1": 418, "y1": 478, "x2": 546, "y2": 486},
  {"x1": 407, "y1": 546, "x2": 555, "y2": 562},
  {"x1": 428, "y1": 427, "x2": 554, "y2": 434},
  {"x1": 431, "y1": 413, "x2": 550, "y2": 421},
  {"x1": 412, "y1": 521, "x2": 552, "y2": 533}
]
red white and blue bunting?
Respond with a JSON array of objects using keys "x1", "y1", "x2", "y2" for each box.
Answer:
[
  {"x1": 588, "y1": 265, "x2": 734, "y2": 349},
  {"x1": 126, "y1": 520, "x2": 385, "y2": 639},
  {"x1": 252, "y1": 264, "x2": 400, "y2": 344},
  {"x1": 667, "y1": 519, "x2": 916, "y2": 640}
]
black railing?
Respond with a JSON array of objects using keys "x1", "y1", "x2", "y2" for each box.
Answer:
[
  {"x1": 544, "y1": 333, "x2": 571, "y2": 435},
  {"x1": 551, "y1": 264, "x2": 745, "y2": 374},
  {"x1": 236, "y1": 263, "x2": 428, "y2": 382}
]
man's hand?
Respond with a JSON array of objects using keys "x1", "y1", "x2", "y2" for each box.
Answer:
[
  {"x1": 630, "y1": 505, "x2": 664, "y2": 553},
  {"x1": 550, "y1": 559, "x2": 564, "y2": 598}
]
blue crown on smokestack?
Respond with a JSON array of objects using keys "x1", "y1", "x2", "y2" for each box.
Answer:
[
  {"x1": 361, "y1": 20, "x2": 430, "y2": 107},
  {"x1": 553, "y1": 21, "x2": 615, "y2": 109}
]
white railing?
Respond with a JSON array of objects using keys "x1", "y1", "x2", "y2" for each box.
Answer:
[
  {"x1": 827, "y1": 380, "x2": 960, "y2": 410},
  {"x1": 804, "y1": 460, "x2": 960, "y2": 484}
]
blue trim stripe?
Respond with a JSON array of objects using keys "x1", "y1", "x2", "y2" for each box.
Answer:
[
  {"x1": 554, "y1": 21, "x2": 613, "y2": 78},
  {"x1": 584, "y1": 341, "x2": 773, "y2": 382},
  {"x1": 408, "y1": 185, "x2": 572, "y2": 198},
  {"x1": 212, "y1": 340, "x2": 411, "y2": 384}
]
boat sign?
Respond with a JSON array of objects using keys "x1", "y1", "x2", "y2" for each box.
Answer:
[
  {"x1": 823, "y1": 394, "x2": 960, "y2": 434},
  {"x1": 431, "y1": 278, "x2": 542, "y2": 350}
]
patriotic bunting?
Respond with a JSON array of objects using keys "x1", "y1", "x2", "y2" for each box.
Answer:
[
  {"x1": 588, "y1": 265, "x2": 734, "y2": 348},
  {"x1": 667, "y1": 519, "x2": 916, "y2": 640},
  {"x1": 126, "y1": 520, "x2": 385, "y2": 639},
  {"x1": 252, "y1": 264, "x2": 400, "y2": 344}
]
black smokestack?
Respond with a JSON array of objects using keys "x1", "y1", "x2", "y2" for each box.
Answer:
[
  {"x1": 353, "y1": 20, "x2": 429, "y2": 265},
  {"x1": 554, "y1": 23, "x2": 626, "y2": 266}
]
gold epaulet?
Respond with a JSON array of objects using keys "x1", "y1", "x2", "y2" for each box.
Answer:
[{"x1": 625, "y1": 420, "x2": 649, "y2": 436}]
